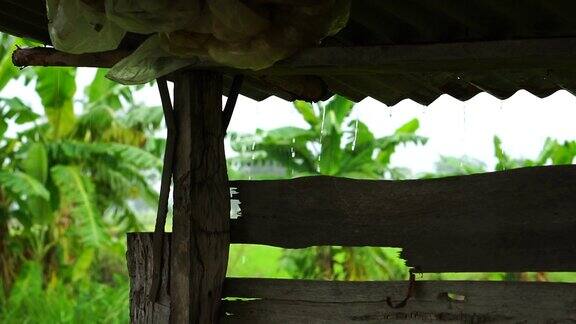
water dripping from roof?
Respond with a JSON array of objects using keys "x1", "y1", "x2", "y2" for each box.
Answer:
[
  {"x1": 460, "y1": 103, "x2": 467, "y2": 169},
  {"x1": 289, "y1": 138, "x2": 295, "y2": 177},
  {"x1": 249, "y1": 140, "x2": 256, "y2": 180},
  {"x1": 351, "y1": 118, "x2": 359, "y2": 151}
]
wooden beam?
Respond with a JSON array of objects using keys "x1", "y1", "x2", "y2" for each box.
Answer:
[
  {"x1": 126, "y1": 234, "x2": 576, "y2": 323},
  {"x1": 268, "y1": 37, "x2": 576, "y2": 75},
  {"x1": 11, "y1": 47, "x2": 328, "y2": 101},
  {"x1": 171, "y1": 71, "x2": 230, "y2": 323},
  {"x1": 12, "y1": 47, "x2": 130, "y2": 68},
  {"x1": 222, "y1": 278, "x2": 576, "y2": 323},
  {"x1": 231, "y1": 166, "x2": 576, "y2": 272},
  {"x1": 13, "y1": 37, "x2": 576, "y2": 74}
]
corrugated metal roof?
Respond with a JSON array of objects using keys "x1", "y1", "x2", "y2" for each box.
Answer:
[
  {"x1": 322, "y1": 0, "x2": 576, "y2": 104},
  {"x1": 2, "y1": 0, "x2": 576, "y2": 104}
]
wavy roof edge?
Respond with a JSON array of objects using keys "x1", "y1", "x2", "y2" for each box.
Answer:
[{"x1": 2, "y1": 0, "x2": 576, "y2": 104}]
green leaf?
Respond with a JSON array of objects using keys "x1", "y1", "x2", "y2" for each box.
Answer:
[
  {"x1": 493, "y1": 136, "x2": 527, "y2": 170},
  {"x1": 35, "y1": 68, "x2": 76, "y2": 109},
  {"x1": 375, "y1": 119, "x2": 427, "y2": 166},
  {"x1": 0, "y1": 97, "x2": 40, "y2": 124},
  {"x1": 48, "y1": 140, "x2": 162, "y2": 171},
  {"x1": 264, "y1": 127, "x2": 316, "y2": 143},
  {"x1": 394, "y1": 118, "x2": 419, "y2": 134},
  {"x1": 345, "y1": 120, "x2": 375, "y2": 152},
  {"x1": 74, "y1": 106, "x2": 115, "y2": 137},
  {"x1": 293, "y1": 100, "x2": 319, "y2": 126},
  {"x1": 0, "y1": 170, "x2": 50, "y2": 201},
  {"x1": 71, "y1": 248, "x2": 95, "y2": 282},
  {"x1": 34, "y1": 68, "x2": 77, "y2": 138},
  {"x1": 85, "y1": 69, "x2": 121, "y2": 108},
  {"x1": 107, "y1": 143, "x2": 162, "y2": 170},
  {"x1": 325, "y1": 95, "x2": 354, "y2": 124},
  {"x1": 22, "y1": 142, "x2": 49, "y2": 184},
  {"x1": 22, "y1": 143, "x2": 53, "y2": 224},
  {"x1": 123, "y1": 105, "x2": 163, "y2": 130},
  {"x1": 51, "y1": 165, "x2": 108, "y2": 247},
  {"x1": 0, "y1": 40, "x2": 19, "y2": 91},
  {"x1": 0, "y1": 119, "x2": 6, "y2": 138},
  {"x1": 7, "y1": 157, "x2": 51, "y2": 233},
  {"x1": 340, "y1": 121, "x2": 377, "y2": 175},
  {"x1": 319, "y1": 111, "x2": 343, "y2": 175},
  {"x1": 5, "y1": 262, "x2": 43, "y2": 307},
  {"x1": 422, "y1": 156, "x2": 487, "y2": 178}
]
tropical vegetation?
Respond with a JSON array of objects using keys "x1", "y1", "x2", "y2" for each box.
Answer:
[
  {"x1": 1, "y1": 32, "x2": 576, "y2": 322},
  {"x1": 0, "y1": 34, "x2": 163, "y2": 323}
]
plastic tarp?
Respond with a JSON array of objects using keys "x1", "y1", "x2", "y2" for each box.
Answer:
[{"x1": 47, "y1": 0, "x2": 350, "y2": 84}]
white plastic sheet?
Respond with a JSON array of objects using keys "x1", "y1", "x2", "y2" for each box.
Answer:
[
  {"x1": 47, "y1": 0, "x2": 351, "y2": 84},
  {"x1": 47, "y1": 0, "x2": 125, "y2": 54}
]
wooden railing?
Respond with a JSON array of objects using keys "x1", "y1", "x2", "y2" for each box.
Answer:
[{"x1": 127, "y1": 165, "x2": 576, "y2": 323}]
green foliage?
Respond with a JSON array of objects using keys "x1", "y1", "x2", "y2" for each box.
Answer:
[
  {"x1": 229, "y1": 96, "x2": 426, "y2": 180},
  {"x1": 3, "y1": 31, "x2": 576, "y2": 322},
  {"x1": 51, "y1": 165, "x2": 108, "y2": 247},
  {"x1": 34, "y1": 68, "x2": 77, "y2": 138},
  {"x1": 0, "y1": 261, "x2": 129, "y2": 324},
  {"x1": 0, "y1": 37, "x2": 20, "y2": 92},
  {"x1": 0, "y1": 171, "x2": 50, "y2": 201},
  {"x1": 0, "y1": 33, "x2": 161, "y2": 323},
  {"x1": 229, "y1": 97, "x2": 576, "y2": 283},
  {"x1": 229, "y1": 96, "x2": 427, "y2": 280}
]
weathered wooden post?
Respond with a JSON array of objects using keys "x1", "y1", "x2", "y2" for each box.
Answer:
[{"x1": 170, "y1": 71, "x2": 230, "y2": 323}]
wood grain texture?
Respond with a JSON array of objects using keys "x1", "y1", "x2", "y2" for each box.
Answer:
[
  {"x1": 12, "y1": 47, "x2": 130, "y2": 68},
  {"x1": 126, "y1": 234, "x2": 576, "y2": 324},
  {"x1": 14, "y1": 37, "x2": 576, "y2": 75},
  {"x1": 170, "y1": 71, "x2": 230, "y2": 323},
  {"x1": 268, "y1": 37, "x2": 576, "y2": 75},
  {"x1": 127, "y1": 233, "x2": 170, "y2": 324},
  {"x1": 221, "y1": 278, "x2": 576, "y2": 323},
  {"x1": 231, "y1": 165, "x2": 576, "y2": 272}
]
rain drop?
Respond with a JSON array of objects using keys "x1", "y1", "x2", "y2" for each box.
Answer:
[
  {"x1": 351, "y1": 119, "x2": 359, "y2": 151},
  {"x1": 462, "y1": 103, "x2": 467, "y2": 165}
]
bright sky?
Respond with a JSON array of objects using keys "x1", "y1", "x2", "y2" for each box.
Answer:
[{"x1": 5, "y1": 68, "x2": 576, "y2": 175}]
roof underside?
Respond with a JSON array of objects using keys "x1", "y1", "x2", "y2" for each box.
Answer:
[{"x1": 2, "y1": 0, "x2": 576, "y2": 104}]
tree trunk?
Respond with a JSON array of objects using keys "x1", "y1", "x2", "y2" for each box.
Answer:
[
  {"x1": 170, "y1": 71, "x2": 230, "y2": 323},
  {"x1": 0, "y1": 215, "x2": 12, "y2": 294}
]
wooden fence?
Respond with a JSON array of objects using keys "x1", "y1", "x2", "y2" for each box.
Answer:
[{"x1": 128, "y1": 165, "x2": 576, "y2": 323}]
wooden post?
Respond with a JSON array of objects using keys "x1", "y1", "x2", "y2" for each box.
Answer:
[
  {"x1": 170, "y1": 71, "x2": 230, "y2": 323},
  {"x1": 127, "y1": 233, "x2": 171, "y2": 323}
]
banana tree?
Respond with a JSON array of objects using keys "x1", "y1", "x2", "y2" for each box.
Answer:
[
  {"x1": 228, "y1": 96, "x2": 427, "y2": 280},
  {"x1": 229, "y1": 96, "x2": 427, "y2": 180},
  {"x1": 0, "y1": 37, "x2": 163, "y2": 293}
]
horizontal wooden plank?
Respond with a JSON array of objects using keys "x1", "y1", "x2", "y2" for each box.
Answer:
[
  {"x1": 222, "y1": 278, "x2": 576, "y2": 323},
  {"x1": 11, "y1": 48, "x2": 328, "y2": 101},
  {"x1": 269, "y1": 37, "x2": 576, "y2": 75},
  {"x1": 230, "y1": 166, "x2": 576, "y2": 272},
  {"x1": 126, "y1": 234, "x2": 576, "y2": 323},
  {"x1": 13, "y1": 37, "x2": 576, "y2": 75}
]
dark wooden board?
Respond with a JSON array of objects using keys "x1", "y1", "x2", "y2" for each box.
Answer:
[
  {"x1": 231, "y1": 166, "x2": 576, "y2": 272},
  {"x1": 222, "y1": 278, "x2": 576, "y2": 323},
  {"x1": 14, "y1": 37, "x2": 576, "y2": 75},
  {"x1": 126, "y1": 234, "x2": 576, "y2": 323},
  {"x1": 269, "y1": 37, "x2": 576, "y2": 75}
]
